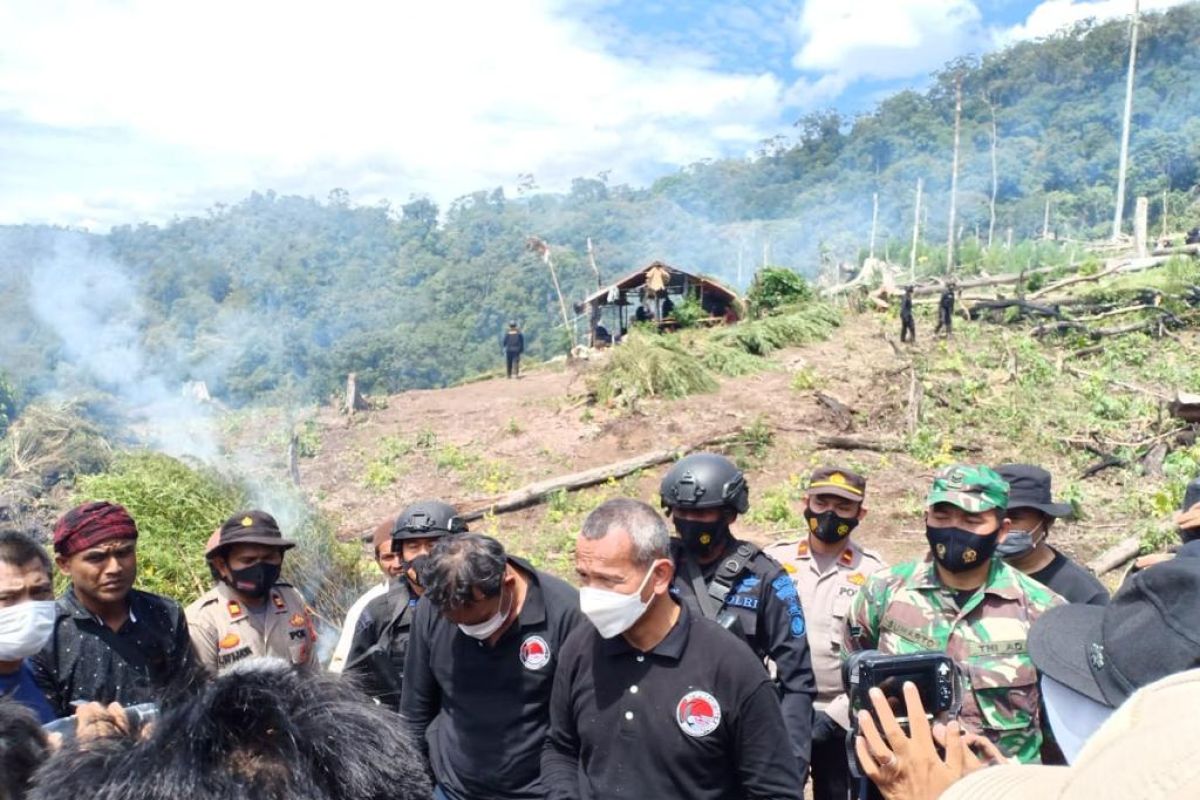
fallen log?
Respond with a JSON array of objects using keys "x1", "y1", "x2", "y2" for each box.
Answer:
[
  {"x1": 815, "y1": 391, "x2": 855, "y2": 432},
  {"x1": 967, "y1": 299, "x2": 1063, "y2": 321},
  {"x1": 1080, "y1": 454, "x2": 1126, "y2": 479},
  {"x1": 815, "y1": 435, "x2": 982, "y2": 454},
  {"x1": 816, "y1": 436, "x2": 902, "y2": 453},
  {"x1": 1028, "y1": 265, "x2": 1122, "y2": 300},
  {"x1": 1088, "y1": 535, "x2": 1142, "y2": 576},
  {"x1": 459, "y1": 430, "x2": 744, "y2": 521}
]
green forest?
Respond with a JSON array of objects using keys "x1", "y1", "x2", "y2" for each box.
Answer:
[{"x1": 0, "y1": 4, "x2": 1198, "y2": 407}]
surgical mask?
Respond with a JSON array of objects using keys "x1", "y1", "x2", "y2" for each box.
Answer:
[
  {"x1": 227, "y1": 562, "x2": 281, "y2": 599},
  {"x1": 1040, "y1": 674, "x2": 1114, "y2": 764},
  {"x1": 0, "y1": 600, "x2": 57, "y2": 661},
  {"x1": 926, "y1": 525, "x2": 1000, "y2": 573},
  {"x1": 673, "y1": 517, "x2": 731, "y2": 560},
  {"x1": 804, "y1": 508, "x2": 859, "y2": 544},
  {"x1": 579, "y1": 564, "x2": 657, "y2": 639},
  {"x1": 458, "y1": 588, "x2": 510, "y2": 640},
  {"x1": 996, "y1": 520, "x2": 1047, "y2": 560}
]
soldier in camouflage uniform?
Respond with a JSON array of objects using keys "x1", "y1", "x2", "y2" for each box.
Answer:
[{"x1": 843, "y1": 464, "x2": 1063, "y2": 764}]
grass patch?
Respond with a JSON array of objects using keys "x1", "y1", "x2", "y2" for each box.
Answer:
[
  {"x1": 591, "y1": 304, "x2": 841, "y2": 406},
  {"x1": 0, "y1": 402, "x2": 112, "y2": 490}
]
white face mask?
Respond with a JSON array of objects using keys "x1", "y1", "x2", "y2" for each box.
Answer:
[
  {"x1": 579, "y1": 563, "x2": 658, "y2": 639},
  {"x1": 457, "y1": 587, "x2": 510, "y2": 640},
  {"x1": 1041, "y1": 674, "x2": 1115, "y2": 764},
  {"x1": 0, "y1": 600, "x2": 57, "y2": 661}
]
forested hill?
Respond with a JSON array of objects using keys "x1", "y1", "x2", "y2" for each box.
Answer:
[{"x1": 0, "y1": 4, "x2": 1198, "y2": 405}]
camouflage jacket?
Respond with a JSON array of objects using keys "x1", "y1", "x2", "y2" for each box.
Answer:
[{"x1": 843, "y1": 554, "x2": 1063, "y2": 763}]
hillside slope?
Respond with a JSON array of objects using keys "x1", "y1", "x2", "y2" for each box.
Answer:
[{"x1": 278, "y1": 299, "x2": 1199, "y2": 582}]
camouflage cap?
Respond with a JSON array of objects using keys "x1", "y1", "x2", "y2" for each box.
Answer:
[{"x1": 926, "y1": 464, "x2": 1009, "y2": 513}]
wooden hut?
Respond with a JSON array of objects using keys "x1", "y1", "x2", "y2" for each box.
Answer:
[{"x1": 573, "y1": 261, "x2": 740, "y2": 346}]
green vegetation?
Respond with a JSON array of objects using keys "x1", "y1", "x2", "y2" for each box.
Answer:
[
  {"x1": 73, "y1": 452, "x2": 247, "y2": 602},
  {"x1": 593, "y1": 303, "x2": 842, "y2": 406},
  {"x1": 747, "y1": 268, "x2": 814, "y2": 316}
]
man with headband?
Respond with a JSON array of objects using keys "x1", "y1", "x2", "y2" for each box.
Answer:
[{"x1": 30, "y1": 501, "x2": 198, "y2": 717}]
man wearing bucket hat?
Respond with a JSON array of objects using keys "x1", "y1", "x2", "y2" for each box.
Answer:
[
  {"x1": 764, "y1": 467, "x2": 887, "y2": 800},
  {"x1": 993, "y1": 464, "x2": 1108, "y2": 606},
  {"x1": 185, "y1": 510, "x2": 317, "y2": 673},
  {"x1": 844, "y1": 464, "x2": 1063, "y2": 763}
]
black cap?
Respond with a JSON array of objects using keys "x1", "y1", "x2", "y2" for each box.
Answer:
[
  {"x1": 995, "y1": 464, "x2": 1073, "y2": 519},
  {"x1": 392, "y1": 500, "x2": 468, "y2": 541},
  {"x1": 1029, "y1": 556, "x2": 1200, "y2": 707},
  {"x1": 208, "y1": 510, "x2": 297, "y2": 557}
]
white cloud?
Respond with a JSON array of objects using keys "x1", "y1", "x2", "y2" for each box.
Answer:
[
  {"x1": 997, "y1": 0, "x2": 1192, "y2": 44},
  {"x1": 789, "y1": 0, "x2": 985, "y2": 103},
  {"x1": 0, "y1": 0, "x2": 785, "y2": 228}
]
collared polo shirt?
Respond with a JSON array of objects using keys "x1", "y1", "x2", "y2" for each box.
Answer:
[
  {"x1": 30, "y1": 586, "x2": 197, "y2": 717},
  {"x1": 400, "y1": 557, "x2": 584, "y2": 800},
  {"x1": 543, "y1": 601, "x2": 803, "y2": 800}
]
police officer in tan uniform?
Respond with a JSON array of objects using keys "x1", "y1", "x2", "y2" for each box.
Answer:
[
  {"x1": 763, "y1": 467, "x2": 886, "y2": 800},
  {"x1": 186, "y1": 510, "x2": 317, "y2": 673}
]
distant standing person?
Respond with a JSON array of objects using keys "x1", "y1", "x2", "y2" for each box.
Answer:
[
  {"x1": 934, "y1": 281, "x2": 956, "y2": 337},
  {"x1": 502, "y1": 321, "x2": 524, "y2": 379},
  {"x1": 900, "y1": 285, "x2": 916, "y2": 343}
]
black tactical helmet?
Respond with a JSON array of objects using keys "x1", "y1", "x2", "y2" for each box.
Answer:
[
  {"x1": 659, "y1": 453, "x2": 750, "y2": 514},
  {"x1": 391, "y1": 500, "x2": 469, "y2": 541}
]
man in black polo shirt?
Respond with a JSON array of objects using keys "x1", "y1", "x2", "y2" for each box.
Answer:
[
  {"x1": 401, "y1": 533, "x2": 584, "y2": 800},
  {"x1": 994, "y1": 464, "x2": 1108, "y2": 606},
  {"x1": 544, "y1": 498, "x2": 801, "y2": 800},
  {"x1": 31, "y1": 501, "x2": 198, "y2": 717}
]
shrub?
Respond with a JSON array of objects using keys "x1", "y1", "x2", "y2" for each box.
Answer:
[
  {"x1": 747, "y1": 267, "x2": 814, "y2": 316},
  {"x1": 1, "y1": 402, "x2": 112, "y2": 489},
  {"x1": 73, "y1": 452, "x2": 247, "y2": 603}
]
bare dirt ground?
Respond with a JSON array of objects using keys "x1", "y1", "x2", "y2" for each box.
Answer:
[{"x1": 293, "y1": 311, "x2": 1131, "y2": 582}]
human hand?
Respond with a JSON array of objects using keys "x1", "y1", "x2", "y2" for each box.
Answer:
[
  {"x1": 854, "y1": 681, "x2": 970, "y2": 800},
  {"x1": 931, "y1": 723, "x2": 1010, "y2": 774},
  {"x1": 74, "y1": 701, "x2": 131, "y2": 742}
]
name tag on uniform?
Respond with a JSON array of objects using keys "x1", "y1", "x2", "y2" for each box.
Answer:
[
  {"x1": 880, "y1": 618, "x2": 939, "y2": 650},
  {"x1": 968, "y1": 640, "x2": 1027, "y2": 656}
]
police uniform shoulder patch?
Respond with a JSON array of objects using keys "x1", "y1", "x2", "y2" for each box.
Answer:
[
  {"x1": 782, "y1": 562, "x2": 797, "y2": 574},
  {"x1": 520, "y1": 635, "x2": 551, "y2": 671},
  {"x1": 227, "y1": 601, "x2": 243, "y2": 618},
  {"x1": 272, "y1": 593, "x2": 287, "y2": 612},
  {"x1": 796, "y1": 540, "x2": 810, "y2": 557},
  {"x1": 839, "y1": 548, "x2": 855, "y2": 567},
  {"x1": 676, "y1": 690, "x2": 721, "y2": 738}
]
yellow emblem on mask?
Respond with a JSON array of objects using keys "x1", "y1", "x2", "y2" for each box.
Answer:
[
  {"x1": 699, "y1": 533, "x2": 712, "y2": 545},
  {"x1": 963, "y1": 549, "x2": 977, "y2": 564}
]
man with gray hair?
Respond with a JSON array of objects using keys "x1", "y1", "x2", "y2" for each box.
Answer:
[
  {"x1": 401, "y1": 533, "x2": 584, "y2": 800},
  {"x1": 543, "y1": 498, "x2": 802, "y2": 799}
]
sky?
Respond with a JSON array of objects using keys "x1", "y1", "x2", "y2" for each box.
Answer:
[{"x1": 0, "y1": 0, "x2": 1189, "y2": 231}]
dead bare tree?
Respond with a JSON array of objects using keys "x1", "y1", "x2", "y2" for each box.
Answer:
[
  {"x1": 909, "y1": 178, "x2": 923, "y2": 283},
  {"x1": 985, "y1": 94, "x2": 999, "y2": 249},
  {"x1": 526, "y1": 236, "x2": 577, "y2": 351},
  {"x1": 946, "y1": 73, "x2": 963, "y2": 274},
  {"x1": 869, "y1": 192, "x2": 879, "y2": 260},
  {"x1": 1112, "y1": 0, "x2": 1141, "y2": 239}
]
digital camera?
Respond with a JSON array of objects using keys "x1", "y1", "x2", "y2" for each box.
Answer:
[{"x1": 842, "y1": 650, "x2": 961, "y2": 797}]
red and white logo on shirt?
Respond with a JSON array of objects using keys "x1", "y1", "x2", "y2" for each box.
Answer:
[
  {"x1": 520, "y1": 635, "x2": 551, "y2": 670},
  {"x1": 676, "y1": 690, "x2": 722, "y2": 738}
]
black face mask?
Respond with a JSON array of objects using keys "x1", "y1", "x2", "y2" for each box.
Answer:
[
  {"x1": 804, "y1": 508, "x2": 859, "y2": 544},
  {"x1": 673, "y1": 517, "x2": 732, "y2": 560},
  {"x1": 227, "y1": 562, "x2": 281, "y2": 598},
  {"x1": 925, "y1": 526, "x2": 1000, "y2": 573}
]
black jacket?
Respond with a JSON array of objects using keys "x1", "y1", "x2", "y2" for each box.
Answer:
[
  {"x1": 31, "y1": 587, "x2": 198, "y2": 717},
  {"x1": 502, "y1": 330, "x2": 525, "y2": 354}
]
